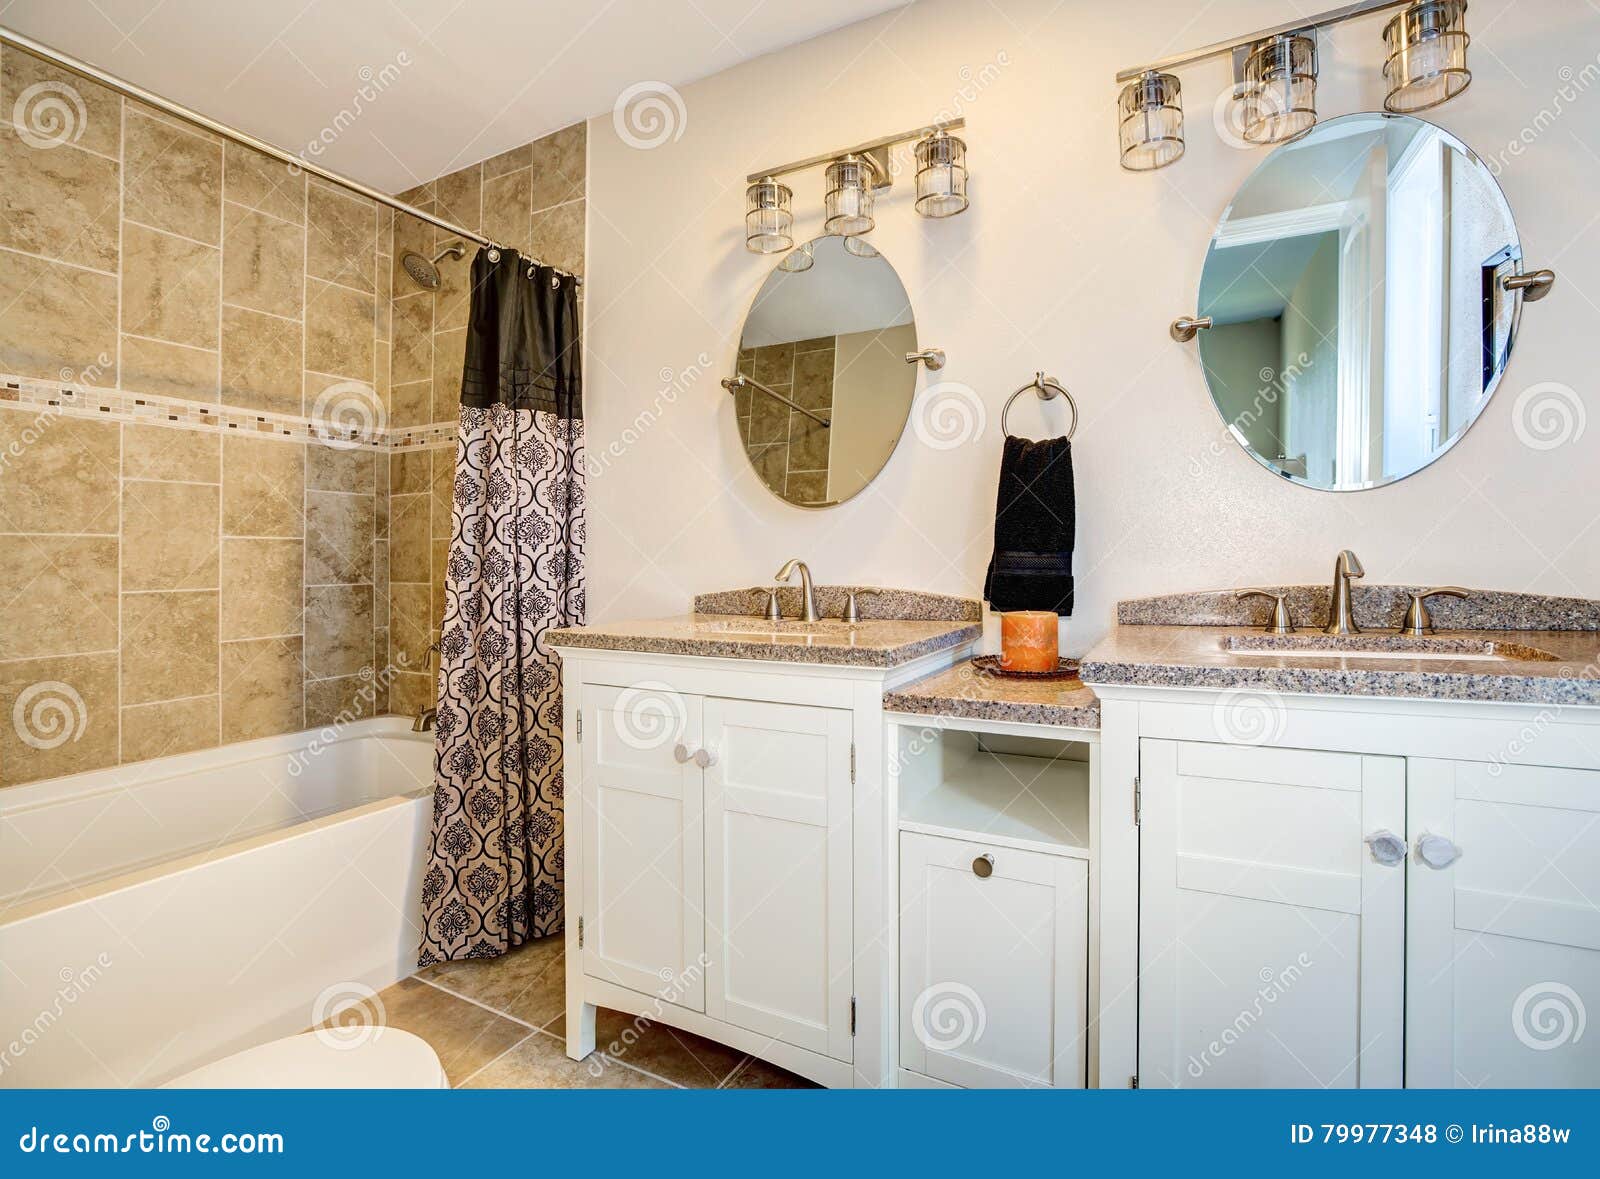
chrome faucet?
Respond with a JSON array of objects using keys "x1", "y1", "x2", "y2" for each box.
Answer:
[
  {"x1": 1324, "y1": 550, "x2": 1365, "y2": 635},
  {"x1": 412, "y1": 642, "x2": 440, "y2": 732},
  {"x1": 774, "y1": 559, "x2": 819, "y2": 622}
]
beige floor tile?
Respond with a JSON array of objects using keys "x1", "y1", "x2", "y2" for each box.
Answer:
[
  {"x1": 722, "y1": 1055, "x2": 820, "y2": 1089},
  {"x1": 460, "y1": 1029, "x2": 669, "y2": 1090},
  {"x1": 421, "y1": 936, "x2": 566, "y2": 1029},
  {"x1": 540, "y1": 1007, "x2": 748, "y2": 1089},
  {"x1": 363, "y1": 977, "x2": 529, "y2": 1084}
]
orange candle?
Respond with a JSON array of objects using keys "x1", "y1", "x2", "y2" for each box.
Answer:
[{"x1": 999, "y1": 611, "x2": 1059, "y2": 673}]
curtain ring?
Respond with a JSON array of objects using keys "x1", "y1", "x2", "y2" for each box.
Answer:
[{"x1": 486, "y1": 245, "x2": 501, "y2": 262}]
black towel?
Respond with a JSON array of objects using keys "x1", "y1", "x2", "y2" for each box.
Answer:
[{"x1": 983, "y1": 435, "x2": 1075, "y2": 615}]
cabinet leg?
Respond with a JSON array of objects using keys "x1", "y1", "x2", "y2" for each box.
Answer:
[{"x1": 566, "y1": 999, "x2": 597, "y2": 1061}]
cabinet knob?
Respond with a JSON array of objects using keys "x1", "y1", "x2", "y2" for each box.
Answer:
[
  {"x1": 673, "y1": 743, "x2": 693, "y2": 764},
  {"x1": 693, "y1": 747, "x2": 717, "y2": 769},
  {"x1": 1416, "y1": 833, "x2": 1462, "y2": 870},
  {"x1": 972, "y1": 854, "x2": 994, "y2": 879},
  {"x1": 1364, "y1": 829, "x2": 1406, "y2": 867}
]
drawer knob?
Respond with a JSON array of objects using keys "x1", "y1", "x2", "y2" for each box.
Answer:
[
  {"x1": 693, "y1": 747, "x2": 717, "y2": 769},
  {"x1": 972, "y1": 854, "x2": 994, "y2": 879},
  {"x1": 673, "y1": 743, "x2": 693, "y2": 764}
]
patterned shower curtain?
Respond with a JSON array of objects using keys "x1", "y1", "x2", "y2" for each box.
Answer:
[{"x1": 418, "y1": 250, "x2": 585, "y2": 964}]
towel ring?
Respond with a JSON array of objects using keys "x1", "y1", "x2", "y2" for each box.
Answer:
[{"x1": 1000, "y1": 372, "x2": 1078, "y2": 440}]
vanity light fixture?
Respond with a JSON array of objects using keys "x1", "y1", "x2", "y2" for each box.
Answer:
[
  {"x1": 1118, "y1": 71, "x2": 1185, "y2": 171},
  {"x1": 913, "y1": 129, "x2": 969, "y2": 218},
  {"x1": 1115, "y1": 0, "x2": 1475, "y2": 171},
  {"x1": 1241, "y1": 33, "x2": 1318, "y2": 144},
  {"x1": 823, "y1": 154, "x2": 877, "y2": 237},
  {"x1": 1382, "y1": 0, "x2": 1470, "y2": 113},
  {"x1": 739, "y1": 119, "x2": 967, "y2": 249},
  {"x1": 744, "y1": 176, "x2": 794, "y2": 254}
]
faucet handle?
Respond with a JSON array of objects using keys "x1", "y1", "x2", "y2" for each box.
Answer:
[
  {"x1": 762, "y1": 587, "x2": 783, "y2": 622},
  {"x1": 841, "y1": 589, "x2": 878, "y2": 624},
  {"x1": 1236, "y1": 589, "x2": 1296, "y2": 634},
  {"x1": 1400, "y1": 587, "x2": 1469, "y2": 636}
]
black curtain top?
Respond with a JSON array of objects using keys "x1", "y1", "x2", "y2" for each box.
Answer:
[{"x1": 460, "y1": 247, "x2": 582, "y2": 419}]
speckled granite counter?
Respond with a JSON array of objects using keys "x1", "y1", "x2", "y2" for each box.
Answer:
[
  {"x1": 884, "y1": 660, "x2": 1100, "y2": 728},
  {"x1": 547, "y1": 614, "x2": 980, "y2": 668},
  {"x1": 1081, "y1": 624, "x2": 1600, "y2": 706}
]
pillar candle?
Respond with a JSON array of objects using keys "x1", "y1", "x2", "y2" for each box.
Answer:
[{"x1": 999, "y1": 611, "x2": 1059, "y2": 673}]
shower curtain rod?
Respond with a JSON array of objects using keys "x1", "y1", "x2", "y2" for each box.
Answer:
[{"x1": 0, "y1": 23, "x2": 582, "y2": 285}]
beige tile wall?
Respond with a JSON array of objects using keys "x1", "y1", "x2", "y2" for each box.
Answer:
[
  {"x1": 736, "y1": 338, "x2": 837, "y2": 506},
  {"x1": 385, "y1": 124, "x2": 586, "y2": 715},
  {"x1": 0, "y1": 46, "x2": 392, "y2": 787}
]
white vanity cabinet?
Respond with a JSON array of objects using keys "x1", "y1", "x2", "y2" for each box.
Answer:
[
  {"x1": 1091, "y1": 686, "x2": 1600, "y2": 1091},
  {"x1": 558, "y1": 637, "x2": 976, "y2": 1088}
]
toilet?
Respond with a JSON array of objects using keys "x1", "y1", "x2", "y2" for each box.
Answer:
[{"x1": 164, "y1": 1030, "x2": 448, "y2": 1089}]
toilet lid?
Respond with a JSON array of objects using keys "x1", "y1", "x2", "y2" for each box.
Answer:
[{"x1": 165, "y1": 1029, "x2": 448, "y2": 1089}]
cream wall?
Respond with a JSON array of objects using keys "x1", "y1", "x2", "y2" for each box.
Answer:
[{"x1": 583, "y1": 0, "x2": 1599, "y2": 652}]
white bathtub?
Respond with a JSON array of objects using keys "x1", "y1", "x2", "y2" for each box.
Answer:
[{"x1": 0, "y1": 717, "x2": 434, "y2": 1087}]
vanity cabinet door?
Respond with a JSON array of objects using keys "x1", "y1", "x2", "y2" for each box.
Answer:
[
  {"x1": 1138, "y1": 739, "x2": 1405, "y2": 1088},
  {"x1": 899, "y1": 832, "x2": 1088, "y2": 1089},
  {"x1": 578, "y1": 684, "x2": 705, "y2": 1011},
  {"x1": 1407, "y1": 759, "x2": 1600, "y2": 1088},
  {"x1": 701, "y1": 697, "x2": 854, "y2": 1062}
]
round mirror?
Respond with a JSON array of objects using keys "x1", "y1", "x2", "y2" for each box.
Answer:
[
  {"x1": 1198, "y1": 113, "x2": 1523, "y2": 491},
  {"x1": 733, "y1": 235, "x2": 918, "y2": 507}
]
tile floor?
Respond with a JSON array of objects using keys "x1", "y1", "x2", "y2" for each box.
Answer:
[{"x1": 367, "y1": 935, "x2": 818, "y2": 1089}]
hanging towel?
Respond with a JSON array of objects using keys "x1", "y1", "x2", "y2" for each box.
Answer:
[{"x1": 983, "y1": 434, "x2": 1076, "y2": 615}]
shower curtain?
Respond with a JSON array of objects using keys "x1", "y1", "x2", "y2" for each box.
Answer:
[{"x1": 417, "y1": 249, "x2": 585, "y2": 964}]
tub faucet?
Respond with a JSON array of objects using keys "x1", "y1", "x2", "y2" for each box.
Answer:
[
  {"x1": 1324, "y1": 550, "x2": 1365, "y2": 635},
  {"x1": 774, "y1": 558, "x2": 819, "y2": 622}
]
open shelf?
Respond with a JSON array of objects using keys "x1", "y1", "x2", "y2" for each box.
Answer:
[{"x1": 896, "y1": 729, "x2": 1091, "y2": 858}]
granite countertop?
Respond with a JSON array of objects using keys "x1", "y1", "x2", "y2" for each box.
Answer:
[
  {"x1": 1081, "y1": 624, "x2": 1600, "y2": 707},
  {"x1": 884, "y1": 659, "x2": 1100, "y2": 729},
  {"x1": 547, "y1": 614, "x2": 981, "y2": 668}
]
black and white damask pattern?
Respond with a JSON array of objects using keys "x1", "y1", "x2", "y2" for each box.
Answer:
[{"x1": 417, "y1": 402, "x2": 586, "y2": 963}]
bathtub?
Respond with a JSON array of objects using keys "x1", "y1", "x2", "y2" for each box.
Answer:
[{"x1": 0, "y1": 717, "x2": 434, "y2": 1087}]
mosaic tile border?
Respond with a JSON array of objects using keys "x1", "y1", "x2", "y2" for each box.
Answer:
[{"x1": 1, "y1": 374, "x2": 460, "y2": 451}]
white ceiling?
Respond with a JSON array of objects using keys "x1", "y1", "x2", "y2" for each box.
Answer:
[{"x1": 0, "y1": 0, "x2": 908, "y2": 193}]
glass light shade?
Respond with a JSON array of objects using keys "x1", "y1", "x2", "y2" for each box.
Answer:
[
  {"x1": 842, "y1": 236, "x2": 879, "y2": 258},
  {"x1": 745, "y1": 177, "x2": 793, "y2": 253},
  {"x1": 778, "y1": 240, "x2": 814, "y2": 272},
  {"x1": 1242, "y1": 34, "x2": 1317, "y2": 144},
  {"x1": 1383, "y1": 0, "x2": 1470, "y2": 113},
  {"x1": 823, "y1": 154, "x2": 876, "y2": 236},
  {"x1": 1118, "y1": 71, "x2": 1184, "y2": 171},
  {"x1": 914, "y1": 130, "x2": 969, "y2": 218}
]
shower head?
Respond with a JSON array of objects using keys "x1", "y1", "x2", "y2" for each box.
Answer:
[{"x1": 401, "y1": 243, "x2": 467, "y2": 290}]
